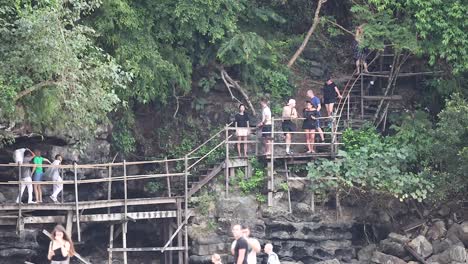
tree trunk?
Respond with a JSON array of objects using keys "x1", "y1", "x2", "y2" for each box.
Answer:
[{"x1": 287, "y1": 0, "x2": 327, "y2": 68}]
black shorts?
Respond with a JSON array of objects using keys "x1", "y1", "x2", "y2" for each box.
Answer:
[
  {"x1": 262, "y1": 125, "x2": 272, "y2": 138},
  {"x1": 282, "y1": 120, "x2": 296, "y2": 134},
  {"x1": 323, "y1": 97, "x2": 336, "y2": 104},
  {"x1": 302, "y1": 120, "x2": 317, "y2": 130}
]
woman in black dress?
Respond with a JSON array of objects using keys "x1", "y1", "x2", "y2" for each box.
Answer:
[
  {"x1": 234, "y1": 104, "x2": 250, "y2": 157},
  {"x1": 47, "y1": 225, "x2": 75, "y2": 264},
  {"x1": 303, "y1": 101, "x2": 319, "y2": 153}
]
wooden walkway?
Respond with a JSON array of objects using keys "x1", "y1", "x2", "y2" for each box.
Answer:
[{"x1": 0, "y1": 197, "x2": 180, "y2": 211}]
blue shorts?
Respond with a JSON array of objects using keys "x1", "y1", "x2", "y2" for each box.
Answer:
[{"x1": 33, "y1": 172, "x2": 44, "y2": 181}]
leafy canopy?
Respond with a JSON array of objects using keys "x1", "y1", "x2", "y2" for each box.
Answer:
[{"x1": 0, "y1": 0, "x2": 129, "y2": 138}]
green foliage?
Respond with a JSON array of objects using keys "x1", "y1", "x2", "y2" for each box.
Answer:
[
  {"x1": 354, "y1": 0, "x2": 468, "y2": 73},
  {"x1": 112, "y1": 111, "x2": 137, "y2": 155},
  {"x1": 194, "y1": 191, "x2": 216, "y2": 216},
  {"x1": 145, "y1": 180, "x2": 165, "y2": 194},
  {"x1": 232, "y1": 158, "x2": 266, "y2": 196},
  {"x1": 308, "y1": 128, "x2": 434, "y2": 202},
  {"x1": 0, "y1": 0, "x2": 129, "y2": 138}
]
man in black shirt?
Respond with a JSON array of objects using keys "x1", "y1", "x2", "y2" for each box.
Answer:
[
  {"x1": 323, "y1": 77, "x2": 342, "y2": 117},
  {"x1": 232, "y1": 224, "x2": 248, "y2": 264}
]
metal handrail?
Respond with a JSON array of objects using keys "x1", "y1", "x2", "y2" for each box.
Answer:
[{"x1": 185, "y1": 122, "x2": 233, "y2": 157}]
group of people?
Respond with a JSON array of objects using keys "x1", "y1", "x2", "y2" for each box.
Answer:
[
  {"x1": 234, "y1": 77, "x2": 342, "y2": 156},
  {"x1": 13, "y1": 148, "x2": 64, "y2": 204},
  {"x1": 210, "y1": 224, "x2": 280, "y2": 264}
]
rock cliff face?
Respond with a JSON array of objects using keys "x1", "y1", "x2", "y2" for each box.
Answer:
[{"x1": 189, "y1": 196, "x2": 356, "y2": 264}]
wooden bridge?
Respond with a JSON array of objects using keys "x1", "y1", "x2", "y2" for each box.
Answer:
[{"x1": 0, "y1": 49, "x2": 435, "y2": 264}]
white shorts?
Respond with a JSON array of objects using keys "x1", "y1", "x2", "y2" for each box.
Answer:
[{"x1": 236, "y1": 128, "x2": 250, "y2": 137}]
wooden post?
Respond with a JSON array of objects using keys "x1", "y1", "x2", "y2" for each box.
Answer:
[
  {"x1": 331, "y1": 119, "x2": 336, "y2": 159},
  {"x1": 165, "y1": 158, "x2": 172, "y2": 197},
  {"x1": 268, "y1": 120, "x2": 275, "y2": 207},
  {"x1": 360, "y1": 73, "x2": 364, "y2": 119},
  {"x1": 16, "y1": 164, "x2": 22, "y2": 235},
  {"x1": 176, "y1": 200, "x2": 183, "y2": 264},
  {"x1": 122, "y1": 222, "x2": 127, "y2": 264},
  {"x1": 65, "y1": 210, "x2": 73, "y2": 237},
  {"x1": 123, "y1": 160, "x2": 128, "y2": 264},
  {"x1": 184, "y1": 156, "x2": 189, "y2": 263},
  {"x1": 73, "y1": 163, "x2": 81, "y2": 242},
  {"x1": 60, "y1": 169, "x2": 64, "y2": 203},
  {"x1": 285, "y1": 161, "x2": 292, "y2": 214},
  {"x1": 347, "y1": 94, "x2": 350, "y2": 124},
  {"x1": 225, "y1": 125, "x2": 230, "y2": 197},
  {"x1": 107, "y1": 165, "x2": 113, "y2": 264},
  {"x1": 108, "y1": 224, "x2": 114, "y2": 264},
  {"x1": 311, "y1": 192, "x2": 315, "y2": 213}
]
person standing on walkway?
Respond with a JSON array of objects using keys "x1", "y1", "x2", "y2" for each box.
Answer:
[
  {"x1": 306, "y1": 90, "x2": 325, "y2": 142},
  {"x1": 47, "y1": 225, "x2": 75, "y2": 264},
  {"x1": 282, "y1": 99, "x2": 298, "y2": 155},
  {"x1": 232, "y1": 224, "x2": 248, "y2": 264},
  {"x1": 353, "y1": 25, "x2": 369, "y2": 74},
  {"x1": 258, "y1": 99, "x2": 272, "y2": 156},
  {"x1": 235, "y1": 104, "x2": 250, "y2": 157},
  {"x1": 15, "y1": 153, "x2": 36, "y2": 204},
  {"x1": 323, "y1": 77, "x2": 342, "y2": 118},
  {"x1": 264, "y1": 243, "x2": 280, "y2": 264},
  {"x1": 302, "y1": 101, "x2": 319, "y2": 153},
  {"x1": 32, "y1": 149, "x2": 51, "y2": 203},
  {"x1": 48, "y1": 154, "x2": 63, "y2": 203}
]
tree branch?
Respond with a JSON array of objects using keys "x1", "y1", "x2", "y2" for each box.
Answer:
[
  {"x1": 287, "y1": 0, "x2": 327, "y2": 68},
  {"x1": 324, "y1": 18, "x2": 355, "y2": 36},
  {"x1": 220, "y1": 69, "x2": 256, "y2": 115},
  {"x1": 14, "y1": 81, "x2": 60, "y2": 101}
]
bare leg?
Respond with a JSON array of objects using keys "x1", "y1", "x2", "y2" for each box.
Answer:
[
  {"x1": 316, "y1": 127, "x2": 325, "y2": 142},
  {"x1": 34, "y1": 184, "x2": 39, "y2": 202},
  {"x1": 311, "y1": 130, "x2": 316, "y2": 152},
  {"x1": 38, "y1": 184, "x2": 42, "y2": 202},
  {"x1": 328, "y1": 103, "x2": 335, "y2": 117},
  {"x1": 243, "y1": 136, "x2": 248, "y2": 157},
  {"x1": 285, "y1": 133, "x2": 291, "y2": 153},
  {"x1": 237, "y1": 136, "x2": 242, "y2": 156},
  {"x1": 355, "y1": 60, "x2": 360, "y2": 74},
  {"x1": 363, "y1": 61, "x2": 369, "y2": 72}
]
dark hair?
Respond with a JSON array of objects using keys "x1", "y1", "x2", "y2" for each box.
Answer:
[
  {"x1": 34, "y1": 149, "x2": 41, "y2": 155},
  {"x1": 241, "y1": 224, "x2": 250, "y2": 230},
  {"x1": 51, "y1": 225, "x2": 75, "y2": 256},
  {"x1": 260, "y1": 98, "x2": 268, "y2": 104},
  {"x1": 238, "y1": 104, "x2": 245, "y2": 110},
  {"x1": 55, "y1": 154, "x2": 62, "y2": 160},
  {"x1": 305, "y1": 100, "x2": 312, "y2": 105}
]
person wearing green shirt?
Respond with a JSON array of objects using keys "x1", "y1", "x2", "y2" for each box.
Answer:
[{"x1": 32, "y1": 149, "x2": 51, "y2": 203}]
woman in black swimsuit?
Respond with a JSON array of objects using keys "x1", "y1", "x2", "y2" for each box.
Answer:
[
  {"x1": 303, "y1": 101, "x2": 319, "y2": 153},
  {"x1": 48, "y1": 225, "x2": 75, "y2": 264}
]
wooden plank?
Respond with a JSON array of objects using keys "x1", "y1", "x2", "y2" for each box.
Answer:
[
  {"x1": 0, "y1": 211, "x2": 179, "y2": 225},
  {"x1": 0, "y1": 197, "x2": 179, "y2": 211},
  {"x1": 404, "y1": 244, "x2": 428, "y2": 264},
  {"x1": 108, "y1": 247, "x2": 185, "y2": 252},
  {"x1": 42, "y1": 230, "x2": 91, "y2": 264},
  {"x1": 362, "y1": 95, "x2": 402, "y2": 100},
  {"x1": 74, "y1": 163, "x2": 81, "y2": 242}
]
